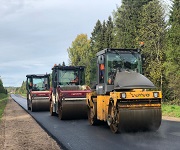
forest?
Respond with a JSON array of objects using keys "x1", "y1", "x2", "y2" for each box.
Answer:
[
  {"x1": 67, "y1": 0, "x2": 179, "y2": 104},
  {"x1": 9, "y1": 0, "x2": 179, "y2": 104}
]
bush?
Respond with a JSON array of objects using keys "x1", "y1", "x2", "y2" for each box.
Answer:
[
  {"x1": 0, "y1": 93, "x2": 7, "y2": 99},
  {"x1": 166, "y1": 99, "x2": 180, "y2": 106}
]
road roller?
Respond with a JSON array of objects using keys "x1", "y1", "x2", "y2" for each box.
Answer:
[
  {"x1": 49, "y1": 65, "x2": 91, "y2": 119},
  {"x1": 86, "y1": 48, "x2": 162, "y2": 133},
  {"x1": 26, "y1": 74, "x2": 50, "y2": 112}
]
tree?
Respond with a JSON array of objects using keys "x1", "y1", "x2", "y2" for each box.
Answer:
[
  {"x1": 16, "y1": 81, "x2": 26, "y2": 94},
  {"x1": 0, "y1": 78, "x2": 7, "y2": 94},
  {"x1": 138, "y1": 0, "x2": 166, "y2": 90},
  {"x1": 104, "y1": 16, "x2": 114, "y2": 48},
  {"x1": 91, "y1": 17, "x2": 114, "y2": 51},
  {"x1": 90, "y1": 20, "x2": 103, "y2": 54},
  {"x1": 113, "y1": 0, "x2": 153, "y2": 48},
  {"x1": 67, "y1": 34, "x2": 91, "y2": 84},
  {"x1": 164, "y1": 0, "x2": 180, "y2": 101}
]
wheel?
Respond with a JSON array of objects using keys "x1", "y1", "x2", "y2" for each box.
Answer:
[
  {"x1": 107, "y1": 102, "x2": 119, "y2": 133},
  {"x1": 50, "y1": 101, "x2": 56, "y2": 116},
  {"x1": 88, "y1": 102, "x2": 98, "y2": 125}
]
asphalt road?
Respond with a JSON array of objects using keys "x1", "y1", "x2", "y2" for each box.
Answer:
[{"x1": 11, "y1": 94, "x2": 180, "y2": 150}]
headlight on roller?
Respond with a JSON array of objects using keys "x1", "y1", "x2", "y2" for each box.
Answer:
[
  {"x1": 153, "y1": 92, "x2": 159, "y2": 98},
  {"x1": 121, "y1": 93, "x2": 126, "y2": 99}
]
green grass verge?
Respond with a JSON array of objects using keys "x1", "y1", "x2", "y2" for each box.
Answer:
[
  {"x1": 162, "y1": 103, "x2": 180, "y2": 118},
  {"x1": 0, "y1": 93, "x2": 8, "y2": 100},
  {"x1": 0, "y1": 94, "x2": 8, "y2": 120},
  {"x1": 21, "y1": 93, "x2": 27, "y2": 98}
]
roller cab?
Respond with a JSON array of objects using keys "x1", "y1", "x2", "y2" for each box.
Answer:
[
  {"x1": 87, "y1": 48, "x2": 162, "y2": 133},
  {"x1": 26, "y1": 74, "x2": 50, "y2": 112},
  {"x1": 50, "y1": 65, "x2": 91, "y2": 119}
]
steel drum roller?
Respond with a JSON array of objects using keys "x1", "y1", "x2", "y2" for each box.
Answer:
[
  {"x1": 118, "y1": 108, "x2": 162, "y2": 132},
  {"x1": 61, "y1": 100, "x2": 87, "y2": 119},
  {"x1": 31, "y1": 98, "x2": 49, "y2": 111}
]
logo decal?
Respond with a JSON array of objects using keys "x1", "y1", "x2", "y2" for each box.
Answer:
[{"x1": 130, "y1": 93, "x2": 150, "y2": 98}]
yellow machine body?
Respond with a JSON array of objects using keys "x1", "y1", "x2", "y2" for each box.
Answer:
[{"x1": 86, "y1": 48, "x2": 162, "y2": 133}]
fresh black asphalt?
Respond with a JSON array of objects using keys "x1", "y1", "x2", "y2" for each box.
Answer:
[{"x1": 11, "y1": 94, "x2": 180, "y2": 150}]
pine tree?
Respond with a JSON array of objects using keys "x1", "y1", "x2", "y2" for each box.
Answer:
[
  {"x1": 89, "y1": 20, "x2": 104, "y2": 84},
  {"x1": 113, "y1": 0, "x2": 153, "y2": 48},
  {"x1": 105, "y1": 16, "x2": 114, "y2": 48},
  {"x1": 101, "y1": 20, "x2": 107, "y2": 48},
  {"x1": 90, "y1": 20, "x2": 104, "y2": 54}
]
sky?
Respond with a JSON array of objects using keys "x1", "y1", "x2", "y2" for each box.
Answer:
[
  {"x1": 0, "y1": 0, "x2": 122, "y2": 87},
  {"x1": 0, "y1": 0, "x2": 171, "y2": 87}
]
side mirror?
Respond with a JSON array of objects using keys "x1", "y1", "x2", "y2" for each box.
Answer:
[
  {"x1": 97, "y1": 55, "x2": 104, "y2": 64},
  {"x1": 53, "y1": 81, "x2": 57, "y2": 88},
  {"x1": 141, "y1": 54, "x2": 145, "y2": 65}
]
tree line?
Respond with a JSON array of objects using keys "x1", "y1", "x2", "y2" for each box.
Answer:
[
  {"x1": 67, "y1": 0, "x2": 180, "y2": 103},
  {"x1": 0, "y1": 78, "x2": 8, "y2": 96},
  {"x1": 15, "y1": 81, "x2": 26, "y2": 94}
]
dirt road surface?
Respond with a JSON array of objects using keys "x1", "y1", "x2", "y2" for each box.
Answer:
[{"x1": 0, "y1": 97, "x2": 61, "y2": 150}]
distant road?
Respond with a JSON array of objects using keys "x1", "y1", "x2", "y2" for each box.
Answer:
[{"x1": 11, "y1": 94, "x2": 180, "y2": 150}]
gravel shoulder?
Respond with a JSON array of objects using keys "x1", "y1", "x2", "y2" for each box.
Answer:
[
  {"x1": 0, "y1": 97, "x2": 61, "y2": 150},
  {"x1": 162, "y1": 116, "x2": 180, "y2": 122}
]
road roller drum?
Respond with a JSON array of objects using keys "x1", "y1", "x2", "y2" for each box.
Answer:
[
  {"x1": 118, "y1": 107, "x2": 162, "y2": 132},
  {"x1": 59, "y1": 100, "x2": 87, "y2": 119},
  {"x1": 30, "y1": 98, "x2": 49, "y2": 112}
]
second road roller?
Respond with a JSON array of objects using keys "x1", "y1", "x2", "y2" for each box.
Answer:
[
  {"x1": 26, "y1": 74, "x2": 50, "y2": 111},
  {"x1": 49, "y1": 65, "x2": 91, "y2": 119},
  {"x1": 86, "y1": 47, "x2": 162, "y2": 133}
]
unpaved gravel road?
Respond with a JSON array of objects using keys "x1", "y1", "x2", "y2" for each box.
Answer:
[{"x1": 0, "y1": 97, "x2": 61, "y2": 150}]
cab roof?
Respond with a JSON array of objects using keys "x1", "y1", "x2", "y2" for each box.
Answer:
[
  {"x1": 52, "y1": 65, "x2": 85, "y2": 71},
  {"x1": 26, "y1": 74, "x2": 50, "y2": 78},
  {"x1": 96, "y1": 48, "x2": 140, "y2": 56}
]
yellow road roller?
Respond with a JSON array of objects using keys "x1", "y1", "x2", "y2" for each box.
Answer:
[{"x1": 86, "y1": 48, "x2": 162, "y2": 133}]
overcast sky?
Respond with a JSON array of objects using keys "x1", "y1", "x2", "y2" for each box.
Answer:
[
  {"x1": 0, "y1": 0, "x2": 171, "y2": 87},
  {"x1": 0, "y1": 0, "x2": 122, "y2": 87}
]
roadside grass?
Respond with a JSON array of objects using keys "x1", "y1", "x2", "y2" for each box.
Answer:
[
  {"x1": 0, "y1": 93, "x2": 8, "y2": 120},
  {"x1": 21, "y1": 93, "x2": 26, "y2": 98},
  {"x1": 162, "y1": 103, "x2": 180, "y2": 118}
]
